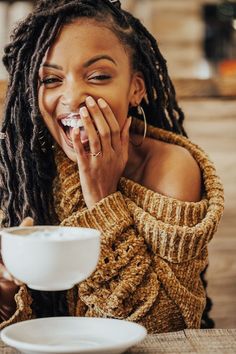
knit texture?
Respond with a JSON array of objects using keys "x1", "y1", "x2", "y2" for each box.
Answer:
[{"x1": 0, "y1": 123, "x2": 224, "y2": 333}]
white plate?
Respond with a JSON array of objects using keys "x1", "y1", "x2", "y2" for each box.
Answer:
[{"x1": 1, "y1": 317, "x2": 147, "y2": 354}]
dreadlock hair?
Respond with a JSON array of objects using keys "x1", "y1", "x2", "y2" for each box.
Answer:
[
  {"x1": 0, "y1": 0, "x2": 214, "y2": 326},
  {"x1": 0, "y1": 0, "x2": 187, "y2": 228}
]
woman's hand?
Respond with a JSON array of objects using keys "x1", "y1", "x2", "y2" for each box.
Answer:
[
  {"x1": 0, "y1": 217, "x2": 34, "y2": 285},
  {"x1": 72, "y1": 96, "x2": 131, "y2": 209}
]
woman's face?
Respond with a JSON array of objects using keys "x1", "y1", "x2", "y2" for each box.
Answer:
[{"x1": 38, "y1": 18, "x2": 145, "y2": 162}]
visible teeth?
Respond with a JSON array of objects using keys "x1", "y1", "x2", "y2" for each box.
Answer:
[{"x1": 61, "y1": 118, "x2": 83, "y2": 129}]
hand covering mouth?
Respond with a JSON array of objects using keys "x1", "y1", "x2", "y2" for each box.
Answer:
[{"x1": 58, "y1": 112, "x2": 89, "y2": 145}]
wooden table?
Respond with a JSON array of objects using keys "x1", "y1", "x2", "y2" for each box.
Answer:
[
  {"x1": 1, "y1": 329, "x2": 236, "y2": 353},
  {"x1": 127, "y1": 329, "x2": 236, "y2": 353}
]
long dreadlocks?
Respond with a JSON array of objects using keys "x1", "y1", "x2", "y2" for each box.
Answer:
[
  {"x1": 1, "y1": 0, "x2": 213, "y2": 321},
  {"x1": 0, "y1": 0, "x2": 187, "y2": 228}
]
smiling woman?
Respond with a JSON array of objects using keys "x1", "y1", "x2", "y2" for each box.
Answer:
[
  {"x1": 0, "y1": 0, "x2": 224, "y2": 334},
  {"x1": 38, "y1": 18, "x2": 142, "y2": 168}
]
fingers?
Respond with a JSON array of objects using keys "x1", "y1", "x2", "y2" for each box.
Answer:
[
  {"x1": 83, "y1": 96, "x2": 120, "y2": 153},
  {"x1": 0, "y1": 264, "x2": 23, "y2": 285},
  {"x1": 83, "y1": 96, "x2": 108, "y2": 153},
  {"x1": 75, "y1": 96, "x2": 129, "y2": 157},
  {"x1": 97, "y1": 98, "x2": 121, "y2": 151},
  {"x1": 14, "y1": 279, "x2": 24, "y2": 286},
  {"x1": 20, "y1": 217, "x2": 34, "y2": 227},
  {"x1": 80, "y1": 105, "x2": 102, "y2": 155},
  {"x1": 72, "y1": 128, "x2": 89, "y2": 167},
  {"x1": 119, "y1": 117, "x2": 132, "y2": 163},
  {"x1": 121, "y1": 116, "x2": 132, "y2": 146},
  {"x1": 0, "y1": 266, "x2": 13, "y2": 281}
]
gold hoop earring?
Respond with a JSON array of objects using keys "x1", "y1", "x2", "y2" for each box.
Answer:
[{"x1": 130, "y1": 105, "x2": 147, "y2": 147}]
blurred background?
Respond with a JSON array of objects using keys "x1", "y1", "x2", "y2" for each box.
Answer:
[
  {"x1": 123, "y1": 0, "x2": 236, "y2": 329},
  {"x1": 0, "y1": 0, "x2": 236, "y2": 328}
]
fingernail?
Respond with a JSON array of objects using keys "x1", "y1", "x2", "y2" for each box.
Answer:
[
  {"x1": 97, "y1": 98, "x2": 107, "y2": 109},
  {"x1": 73, "y1": 128, "x2": 80, "y2": 136},
  {"x1": 80, "y1": 107, "x2": 89, "y2": 117},
  {"x1": 20, "y1": 217, "x2": 34, "y2": 227},
  {"x1": 24, "y1": 216, "x2": 34, "y2": 223},
  {"x1": 86, "y1": 96, "x2": 95, "y2": 107}
]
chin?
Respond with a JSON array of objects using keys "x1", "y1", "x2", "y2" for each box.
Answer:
[{"x1": 60, "y1": 142, "x2": 78, "y2": 162}]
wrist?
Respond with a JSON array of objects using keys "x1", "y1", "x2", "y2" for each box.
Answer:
[{"x1": 85, "y1": 187, "x2": 117, "y2": 209}]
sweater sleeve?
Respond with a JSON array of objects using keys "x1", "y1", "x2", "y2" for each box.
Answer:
[
  {"x1": 59, "y1": 190, "x2": 215, "y2": 332},
  {"x1": 60, "y1": 192, "x2": 161, "y2": 322},
  {"x1": 0, "y1": 284, "x2": 33, "y2": 330},
  {"x1": 118, "y1": 143, "x2": 224, "y2": 264}
]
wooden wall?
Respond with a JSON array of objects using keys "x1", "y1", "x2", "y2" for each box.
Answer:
[
  {"x1": 125, "y1": 0, "x2": 205, "y2": 78},
  {"x1": 182, "y1": 95, "x2": 236, "y2": 328}
]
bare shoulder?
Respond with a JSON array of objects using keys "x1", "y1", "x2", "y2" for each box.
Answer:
[{"x1": 142, "y1": 138, "x2": 202, "y2": 202}]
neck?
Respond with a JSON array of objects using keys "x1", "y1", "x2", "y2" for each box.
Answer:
[{"x1": 123, "y1": 133, "x2": 147, "y2": 181}]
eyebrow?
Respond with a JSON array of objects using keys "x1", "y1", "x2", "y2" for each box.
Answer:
[
  {"x1": 42, "y1": 55, "x2": 117, "y2": 70},
  {"x1": 83, "y1": 55, "x2": 117, "y2": 67},
  {"x1": 42, "y1": 63, "x2": 63, "y2": 70}
]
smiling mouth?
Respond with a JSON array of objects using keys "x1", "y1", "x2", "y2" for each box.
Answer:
[{"x1": 58, "y1": 113, "x2": 89, "y2": 149}]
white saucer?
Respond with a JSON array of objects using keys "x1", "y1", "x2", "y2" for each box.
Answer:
[{"x1": 1, "y1": 317, "x2": 147, "y2": 354}]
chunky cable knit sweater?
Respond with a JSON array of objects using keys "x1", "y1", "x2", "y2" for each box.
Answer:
[{"x1": 0, "y1": 124, "x2": 224, "y2": 333}]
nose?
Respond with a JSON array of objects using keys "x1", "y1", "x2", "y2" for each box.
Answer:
[{"x1": 60, "y1": 80, "x2": 87, "y2": 111}]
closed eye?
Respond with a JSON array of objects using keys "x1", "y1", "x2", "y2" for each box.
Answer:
[
  {"x1": 89, "y1": 74, "x2": 111, "y2": 81},
  {"x1": 39, "y1": 77, "x2": 62, "y2": 86}
]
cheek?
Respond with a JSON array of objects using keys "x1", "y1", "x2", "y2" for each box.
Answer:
[
  {"x1": 38, "y1": 88, "x2": 57, "y2": 118},
  {"x1": 116, "y1": 106, "x2": 129, "y2": 129},
  {"x1": 106, "y1": 94, "x2": 130, "y2": 128},
  {"x1": 38, "y1": 89, "x2": 59, "y2": 139}
]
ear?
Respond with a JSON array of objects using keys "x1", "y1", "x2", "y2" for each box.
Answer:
[{"x1": 129, "y1": 72, "x2": 146, "y2": 107}]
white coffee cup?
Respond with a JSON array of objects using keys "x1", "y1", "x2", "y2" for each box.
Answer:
[{"x1": 0, "y1": 226, "x2": 100, "y2": 291}]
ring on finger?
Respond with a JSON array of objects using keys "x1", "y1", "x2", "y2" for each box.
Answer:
[{"x1": 89, "y1": 150, "x2": 102, "y2": 157}]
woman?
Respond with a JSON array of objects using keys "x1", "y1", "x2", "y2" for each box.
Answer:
[{"x1": 0, "y1": 0, "x2": 224, "y2": 333}]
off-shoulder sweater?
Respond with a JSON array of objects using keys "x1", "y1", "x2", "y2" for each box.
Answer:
[{"x1": 0, "y1": 123, "x2": 224, "y2": 333}]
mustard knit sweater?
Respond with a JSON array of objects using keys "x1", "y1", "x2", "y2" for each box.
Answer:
[{"x1": 0, "y1": 124, "x2": 224, "y2": 333}]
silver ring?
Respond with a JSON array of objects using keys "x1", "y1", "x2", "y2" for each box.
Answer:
[{"x1": 89, "y1": 150, "x2": 102, "y2": 157}]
